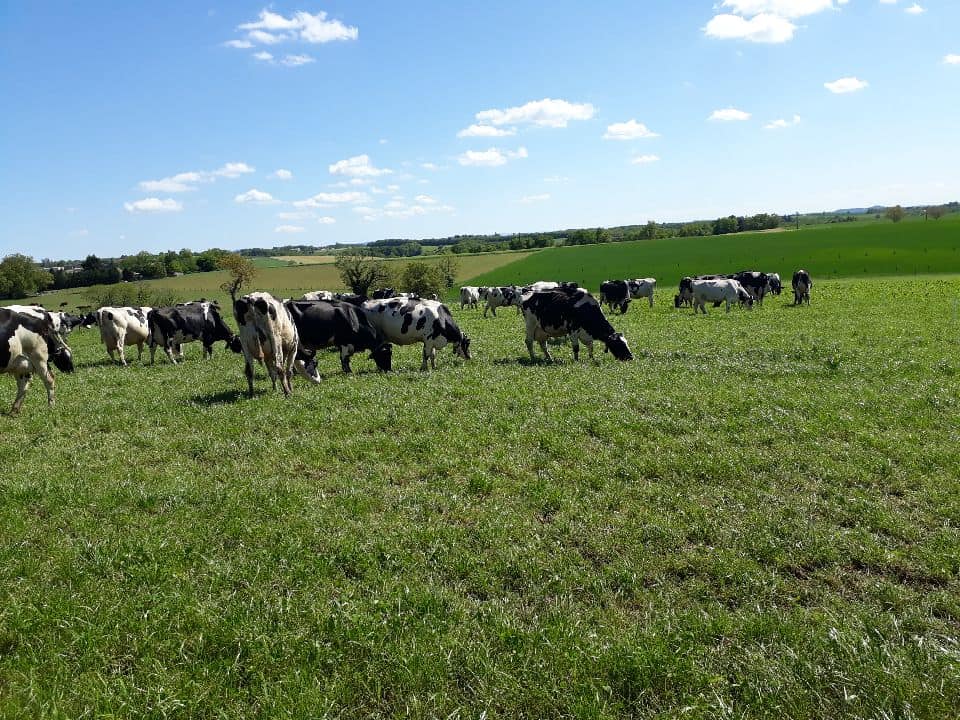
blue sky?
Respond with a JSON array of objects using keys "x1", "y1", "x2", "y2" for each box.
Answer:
[{"x1": 1, "y1": 0, "x2": 958, "y2": 259}]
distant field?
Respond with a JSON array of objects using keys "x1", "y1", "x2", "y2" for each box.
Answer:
[
  {"x1": 2, "y1": 276, "x2": 958, "y2": 717},
  {"x1": 466, "y1": 215, "x2": 960, "y2": 291},
  {"x1": 273, "y1": 255, "x2": 337, "y2": 265},
  {"x1": 34, "y1": 251, "x2": 536, "y2": 310}
]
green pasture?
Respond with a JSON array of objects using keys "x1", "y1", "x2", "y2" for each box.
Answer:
[
  {"x1": 1, "y1": 276, "x2": 958, "y2": 718},
  {"x1": 469, "y1": 214, "x2": 960, "y2": 291}
]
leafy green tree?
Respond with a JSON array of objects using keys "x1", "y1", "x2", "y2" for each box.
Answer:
[
  {"x1": 435, "y1": 256, "x2": 459, "y2": 289},
  {"x1": 0, "y1": 254, "x2": 54, "y2": 299},
  {"x1": 400, "y1": 262, "x2": 444, "y2": 297},
  {"x1": 885, "y1": 205, "x2": 905, "y2": 223},
  {"x1": 927, "y1": 205, "x2": 946, "y2": 221},
  {"x1": 335, "y1": 251, "x2": 392, "y2": 296},
  {"x1": 217, "y1": 253, "x2": 257, "y2": 302}
]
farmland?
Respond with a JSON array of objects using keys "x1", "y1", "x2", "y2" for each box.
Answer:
[{"x1": 2, "y1": 269, "x2": 959, "y2": 717}]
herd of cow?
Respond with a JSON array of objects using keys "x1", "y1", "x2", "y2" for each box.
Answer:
[{"x1": 0, "y1": 269, "x2": 813, "y2": 414}]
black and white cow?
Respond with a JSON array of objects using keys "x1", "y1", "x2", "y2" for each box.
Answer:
[
  {"x1": 792, "y1": 270, "x2": 812, "y2": 305},
  {"x1": 334, "y1": 292, "x2": 366, "y2": 306},
  {"x1": 83, "y1": 306, "x2": 151, "y2": 365},
  {"x1": 371, "y1": 288, "x2": 396, "y2": 300},
  {"x1": 520, "y1": 286, "x2": 632, "y2": 362},
  {"x1": 675, "y1": 275, "x2": 728, "y2": 308},
  {"x1": 301, "y1": 290, "x2": 335, "y2": 301},
  {"x1": 285, "y1": 299, "x2": 393, "y2": 374},
  {"x1": 4, "y1": 305, "x2": 83, "y2": 336},
  {"x1": 690, "y1": 278, "x2": 753, "y2": 314},
  {"x1": 232, "y1": 292, "x2": 308, "y2": 396},
  {"x1": 599, "y1": 280, "x2": 632, "y2": 314},
  {"x1": 483, "y1": 286, "x2": 522, "y2": 317},
  {"x1": 730, "y1": 271, "x2": 771, "y2": 304},
  {"x1": 628, "y1": 278, "x2": 656, "y2": 307},
  {"x1": 147, "y1": 301, "x2": 235, "y2": 364},
  {"x1": 363, "y1": 298, "x2": 470, "y2": 371},
  {"x1": 766, "y1": 273, "x2": 783, "y2": 295},
  {"x1": 459, "y1": 286, "x2": 481, "y2": 310},
  {"x1": 1, "y1": 308, "x2": 74, "y2": 414}
]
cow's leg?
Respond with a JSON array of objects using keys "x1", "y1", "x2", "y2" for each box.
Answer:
[
  {"x1": 136, "y1": 342, "x2": 143, "y2": 362},
  {"x1": 430, "y1": 346, "x2": 437, "y2": 370},
  {"x1": 149, "y1": 340, "x2": 157, "y2": 364},
  {"x1": 420, "y1": 344, "x2": 430, "y2": 372},
  {"x1": 340, "y1": 346, "x2": 353, "y2": 373},
  {"x1": 203, "y1": 343, "x2": 213, "y2": 360},
  {"x1": 116, "y1": 332, "x2": 128, "y2": 367},
  {"x1": 539, "y1": 340, "x2": 553, "y2": 362},
  {"x1": 164, "y1": 343, "x2": 177, "y2": 364},
  {"x1": 525, "y1": 337, "x2": 536, "y2": 361},
  {"x1": 106, "y1": 346, "x2": 117, "y2": 364},
  {"x1": 648, "y1": 294, "x2": 654, "y2": 308},
  {"x1": 725, "y1": 300, "x2": 731, "y2": 313},
  {"x1": 34, "y1": 361, "x2": 56, "y2": 406},
  {"x1": 11, "y1": 374, "x2": 31, "y2": 415},
  {"x1": 571, "y1": 336, "x2": 580, "y2": 361},
  {"x1": 244, "y1": 358, "x2": 255, "y2": 397}
]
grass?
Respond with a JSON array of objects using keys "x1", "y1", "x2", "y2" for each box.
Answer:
[
  {"x1": 272, "y1": 255, "x2": 337, "y2": 265},
  {"x1": 1, "y1": 275, "x2": 959, "y2": 718},
  {"x1": 469, "y1": 214, "x2": 960, "y2": 292}
]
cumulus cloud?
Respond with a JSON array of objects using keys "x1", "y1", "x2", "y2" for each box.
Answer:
[
  {"x1": 457, "y1": 147, "x2": 529, "y2": 167},
  {"x1": 124, "y1": 198, "x2": 183, "y2": 214},
  {"x1": 630, "y1": 154, "x2": 660, "y2": 165},
  {"x1": 232, "y1": 9, "x2": 358, "y2": 47},
  {"x1": 764, "y1": 114, "x2": 802, "y2": 129},
  {"x1": 292, "y1": 191, "x2": 370, "y2": 208},
  {"x1": 718, "y1": 0, "x2": 844, "y2": 18},
  {"x1": 275, "y1": 225, "x2": 305, "y2": 233},
  {"x1": 519, "y1": 193, "x2": 551, "y2": 204},
  {"x1": 475, "y1": 98, "x2": 596, "y2": 128},
  {"x1": 223, "y1": 39, "x2": 253, "y2": 49},
  {"x1": 603, "y1": 119, "x2": 660, "y2": 140},
  {"x1": 253, "y1": 51, "x2": 274, "y2": 61},
  {"x1": 234, "y1": 188, "x2": 276, "y2": 204},
  {"x1": 317, "y1": 216, "x2": 336, "y2": 224},
  {"x1": 945, "y1": 54, "x2": 960, "y2": 65},
  {"x1": 904, "y1": 3, "x2": 925, "y2": 14},
  {"x1": 825, "y1": 76, "x2": 868, "y2": 93},
  {"x1": 139, "y1": 161, "x2": 256, "y2": 192},
  {"x1": 457, "y1": 124, "x2": 517, "y2": 138},
  {"x1": 415, "y1": 194, "x2": 437, "y2": 204},
  {"x1": 420, "y1": 162, "x2": 441, "y2": 171},
  {"x1": 709, "y1": 107, "x2": 752, "y2": 121},
  {"x1": 704, "y1": 13, "x2": 797, "y2": 43},
  {"x1": 270, "y1": 169, "x2": 293, "y2": 180},
  {"x1": 281, "y1": 54, "x2": 314, "y2": 66},
  {"x1": 329, "y1": 154, "x2": 392, "y2": 178}
]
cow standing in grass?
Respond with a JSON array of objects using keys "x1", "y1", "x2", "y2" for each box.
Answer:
[
  {"x1": 148, "y1": 302, "x2": 235, "y2": 364},
  {"x1": 792, "y1": 270, "x2": 812, "y2": 305},
  {"x1": 363, "y1": 297, "x2": 470, "y2": 371},
  {"x1": 284, "y1": 299, "x2": 393, "y2": 375},
  {"x1": 459, "y1": 286, "x2": 480, "y2": 310},
  {"x1": 690, "y1": 279, "x2": 753, "y2": 314},
  {"x1": 83, "y1": 306, "x2": 151, "y2": 366},
  {"x1": 232, "y1": 292, "x2": 306, "y2": 396},
  {"x1": 483, "y1": 286, "x2": 522, "y2": 317},
  {"x1": 0, "y1": 308, "x2": 74, "y2": 414},
  {"x1": 520, "y1": 286, "x2": 632, "y2": 362}
]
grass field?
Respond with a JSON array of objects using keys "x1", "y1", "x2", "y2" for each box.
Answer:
[
  {"x1": 469, "y1": 214, "x2": 960, "y2": 292},
  {"x1": 273, "y1": 255, "x2": 337, "y2": 265},
  {"x1": 2, "y1": 276, "x2": 958, "y2": 718}
]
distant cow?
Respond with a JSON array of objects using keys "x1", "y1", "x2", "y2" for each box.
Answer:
[
  {"x1": 675, "y1": 275, "x2": 727, "y2": 308},
  {"x1": 4, "y1": 305, "x2": 83, "y2": 336},
  {"x1": 301, "y1": 290, "x2": 335, "y2": 301},
  {"x1": 691, "y1": 279, "x2": 753, "y2": 314},
  {"x1": 363, "y1": 297, "x2": 470, "y2": 371},
  {"x1": 148, "y1": 301, "x2": 234, "y2": 364},
  {"x1": 233, "y1": 292, "x2": 306, "y2": 396},
  {"x1": 599, "y1": 280, "x2": 631, "y2": 314},
  {"x1": 766, "y1": 273, "x2": 783, "y2": 295},
  {"x1": 483, "y1": 286, "x2": 522, "y2": 317},
  {"x1": 285, "y1": 299, "x2": 393, "y2": 374},
  {"x1": 520, "y1": 286, "x2": 632, "y2": 362},
  {"x1": 371, "y1": 288, "x2": 396, "y2": 300},
  {"x1": 84, "y1": 306, "x2": 151, "y2": 365},
  {"x1": 1, "y1": 308, "x2": 74, "y2": 414},
  {"x1": 792, "y1": 270, "x2": 812, "y2": 305},
  {"x1": 459, "y1": 286, "x2": 480, "y2": 310},
  {"x1": 628, "y1": 278, "x2": 656, "y2": 307},
  {"x1": 730, "y1": 271, "x2": 770, "y2": 304}
]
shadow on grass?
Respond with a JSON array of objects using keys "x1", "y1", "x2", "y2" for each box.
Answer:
[{"x1": 190, "y1": 389, "x2": 254, "y2": 405}]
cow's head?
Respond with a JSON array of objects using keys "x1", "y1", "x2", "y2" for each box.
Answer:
[
  {"x1": 455, "y1": 334, "x2": 471, "y2": 360},
  {"x1": 44, "y1": 331, "x2": 74, "y2": 373},
  {"x1": 738, "y1": 289, "x2": 754, "y2": 309},
  {"x1": 370, "y1": 342, "x2": 393, "y2": 371},
  {"x1": 604, "y1": 333, "x2": 633, "y2": 361},
  {"x1": 80, "y1": 312, "x2": 98, "y2": 328}
]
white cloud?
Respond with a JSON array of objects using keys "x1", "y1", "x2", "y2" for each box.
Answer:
[
  {"x1": 270, "y1": 169, "x2": 293, "y2": 180},
  {"x1": 317, "y1": 216, "x2": 336, "y2": 224},
  {"x1": 631, "y1": 154, "x2": 660, "y2": 165},
  {"x1": 277, "y1": 210, "x2": 313, "y2": 220},
  {"x1": 292, "y1": 191, "x2": 370, "y2": 208},
  {"x1": 420, "y1": 162, "x2": 440, "y2": 171},
  {"x1": 764, "y1": 114, "x2": 802, "y2": 129},
  {"x1": 475, "y1": 98, "x2": 596, "y2": 128},
  {"x1": 457, "y1": 146, "x2": 529, "y2": 167},
  {"x1": 415, "y1": 194, "x2": 437, "y2": 204},
  {"x1": 704, "y1": 13, "x2": 797, "y2": 43},
  {"x1": 281, "y1": 54, "x2": 314, "y2": 66},
  {"x1": 253, "y1": 51, "x2": 274, "y2": 62},
  {"x1": 234, "y1": 188, "x2": 276, "y2": 204},
  {"x1": 945, "y1": 54, "x2": 960, "y2": 65},
  {"x1": 235, "y1": 10, "x2": 358, "y2": 47},
  {"x1": 457, "y1": 124, "x2": 517, "y2": 138},
  {"x1": 904, "y1": 3, "x2": 925, "y2": 13},
  {"x1": 139, "y1": 172, "x2": 204, "y2": 193},
  {"x1": 544, "y1": 175, "x2": 570, "y2": 183},
  {"x1": 709, "y1": 107, "x2": 752, "y2": 121},
  {"x1": 328, "y1": 154, "x2": 392, "y2": 178},
  {"x1": 825, "y1": 76, "x2": 868, "y2": 93},
  {"x1": 223, "y1": 40, "x2": 253, "y2": 49},
  {"x1": 519, "y1": 193, "x2": 550, "y2": 204},
  {"x1": 718, "y1": 0, "x2": 843, "y2": 18},
  {"x1": 213, "y1": 162, "x2": 254, "y2": 178},
  {"x1": 603, "y1": 119, "x2": 660, "y2": 140},
  {"x1": 275, "y1": 225, "x2": 305, "y2": 233},
  {"x1": 124, "y1": 198, "x2": 182, "y2": 214}
]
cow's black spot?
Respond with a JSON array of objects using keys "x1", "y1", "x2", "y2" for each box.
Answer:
[
  {"x1": 415, "y1": 314, "x2": 427, "y2": 331},
  {"x1": 401, "y1": 312, "x2": 414, "y2": 334}
]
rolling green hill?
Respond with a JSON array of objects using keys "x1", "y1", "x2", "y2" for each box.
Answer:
[{"x1": 465, "y1": 215, "x2": 960, "y2": 291}]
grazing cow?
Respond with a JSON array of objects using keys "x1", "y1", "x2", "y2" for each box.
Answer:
[
  {"x1": 690, "y1": 279, "x2": 753, "y2": 314},
  {"x1": 4, "y1": 305, "x2": 83, "y2": 336},
  {"x1": 792, "y1": 270, "x2": 812, "y2": 305},
  {"x1": 147, "y1": 301, "x2": 234, "y2": 364},
  {"x1": 459, "y1": 286, "x2": 481, "y2": 310},
  {"x1": 371, "y1": 288, "x2": 396, "y2": 300},
  {"x1": 0, "y1": 308, "x2": 74, "y2": 414},
  {"x1": 628, "y1": 278, "x2": 656, "y2": 307},
  {"x1": 285, "y1": 299, "x2": 393, "y2": 375},
  {"x1": 232, "y1": 292, "x2": 305, "y2": 396},
  {"x1": 675, "y1": 275, "x2": 727, "y2": 308},
  {"x1": 334, "y1": 292, "x2": 366, "y2": 306},
  {"x1": 526, "y1": 281, "x2": 559, "y2": 293},
  {"x1": 84, "y1": 306, "x2": 151, "y2": 365},
  {"x1": 730, "y1": 271, "x2": 770, "y2": 305},
  {"x1": 363, "y1": 298, "x2": 470, "y2": 371},
  {"x1": 766, "y1": 273, "x2": 783, "y2": 295},
  {"x1": 301, "y1": 290, "x2": 335, "y2": 301},
  {"x1": 520, "y1": 286, "x2": 632, "y2": 362},
  {"x1": 483, "y1": 286, "x2": 521, "y2": 317},
  {"x1": 599, "y1": 280, "x2": 632, "y2": 314}
]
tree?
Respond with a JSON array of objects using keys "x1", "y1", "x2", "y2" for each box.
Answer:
[
  {"x1": 885, "y1": 205, "x2": 905, "y2": 223},
  {"x1": 435, "y1": 256, "x2": 459, "y2": 289},
  {"x1": 217, "y1": 252, "x2": 257, "y2": 302},
  {"x1": 400, "y1": 262, "x2": 444, "y2": 297},
  {"x1": 335, "y1": 251, "x2": 392, "y2": 296},
  {"x1": 928, "y1": 205, "x2": 946, "y2": 221},
  {"x1": 0, "y1": 254, "x2": 54, "y2": 299}
]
